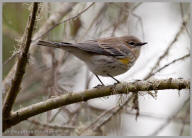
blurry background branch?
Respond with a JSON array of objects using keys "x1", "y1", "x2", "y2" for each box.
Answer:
[
  {"x1": 78, "y1": 93, "x2": 135, "y2": 136},
  {"x1": 148, "y1": 54, "x2": 190, "y2": 78},
  {"x1": 32, "y1": 2, "x2": 95, "y2": 42},
  {"x1": 88, "y1": 104, "x2": 190, "y2": 124}
]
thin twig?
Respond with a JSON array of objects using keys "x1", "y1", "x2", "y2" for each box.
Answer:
[
  {"x1": 3, "y1": 3, "x2": 39, "y2": 132},
  {"x1": 149, "y1": 54, "x2": 190, "y2": 77}
]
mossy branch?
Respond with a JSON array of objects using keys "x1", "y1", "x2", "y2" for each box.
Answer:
[{"x1": 3, "y1": 78, "x2": 190, "y2": 131}]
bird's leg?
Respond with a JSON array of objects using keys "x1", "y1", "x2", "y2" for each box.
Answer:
[
  {"x1": 107, "y1": 73, "x2": 120, "y2": 83},
  {"x1": 94, "y1": 74, "x2": 105, "y2": 88}
]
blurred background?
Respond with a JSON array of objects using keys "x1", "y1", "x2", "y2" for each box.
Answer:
[{"x1": 2, "y1": 2, "x2": 190, "y2": 136}]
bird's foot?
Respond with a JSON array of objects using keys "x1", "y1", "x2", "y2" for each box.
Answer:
[{"x1": 94, "y1": 84, "x2": 105, "y2": 88}]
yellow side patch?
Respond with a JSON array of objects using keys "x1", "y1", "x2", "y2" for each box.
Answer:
[{"x1": 118, "y1": 58, "x2": 130, "y2": 65}]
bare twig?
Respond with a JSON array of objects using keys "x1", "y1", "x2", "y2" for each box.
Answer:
[
  {"x1": 3, "y1": 3, "x2": 39, "y2": 130},
  {"x1": 149, "y1": 54, "x2": 190, "y2": 77},
  {"x1": 3, "y1": 78, "x2": 190, "y2": 131}
]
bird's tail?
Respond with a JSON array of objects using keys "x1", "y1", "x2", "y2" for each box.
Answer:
[{"x1": 37, "y1": 40, "x2": 73, "y2": 48}]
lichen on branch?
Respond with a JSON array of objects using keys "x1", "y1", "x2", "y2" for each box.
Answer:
[{"x1": 3, "y1": 78, "x2": 190, "y2": 131}]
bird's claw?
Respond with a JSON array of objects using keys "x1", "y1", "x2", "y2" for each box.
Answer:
[{"x1": 94, "y1": 84, "x2": 104, "y2": 88}]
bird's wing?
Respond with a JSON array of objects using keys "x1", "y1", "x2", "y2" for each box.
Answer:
[
  {"x1": 38, "y1": 39, "x2": 132, "y2": 58},
  {"x1": 74, "y1": 40, "x2": 128, "y2": 57}
]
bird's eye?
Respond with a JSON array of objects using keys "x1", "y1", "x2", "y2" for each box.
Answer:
[{"x1": 128, "y1": 41, "x2": 135, "y2": 46}]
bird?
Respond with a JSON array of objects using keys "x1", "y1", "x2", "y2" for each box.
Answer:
[{"x1": 37, "y1": 35, "x2": 147, "y2": 85}]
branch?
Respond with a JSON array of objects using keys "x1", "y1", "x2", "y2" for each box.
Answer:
[
  {"x1": 3, "y1": 78, "x2": 190, "y2": 131},
  {"x1": 3, "y1": 3, "x2": 39, "y2": 120},
  {"x1": 149, "y1": 54, "x2": 190, "y2": 77}
]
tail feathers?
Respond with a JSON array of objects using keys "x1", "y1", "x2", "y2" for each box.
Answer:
[{"x1": 37, "y1": 40, "x2": 73, "y2": 48}]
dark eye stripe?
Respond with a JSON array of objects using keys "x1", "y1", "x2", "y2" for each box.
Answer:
[{"x1": 128, "y1": 41, "x2": 135, "y2": 45}]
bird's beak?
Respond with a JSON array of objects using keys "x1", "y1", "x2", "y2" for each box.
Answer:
[{"x1": 136, "y1": 42, "x2": 147, "y2": 46}]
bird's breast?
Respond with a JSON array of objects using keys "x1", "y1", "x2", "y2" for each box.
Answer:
[{"x1": 84, "y1": 55, "x2": 136, "y2": 76}]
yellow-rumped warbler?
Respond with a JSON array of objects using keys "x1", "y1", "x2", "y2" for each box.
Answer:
[{"x1": 37, "y1": 36, "x2": 147, "y2": 85}]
